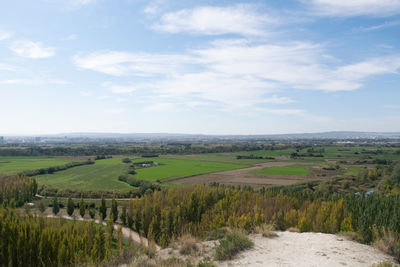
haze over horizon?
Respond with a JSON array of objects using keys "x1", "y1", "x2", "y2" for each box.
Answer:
[{"x1": 1, "y1": 0, "x2": 400, "y2": 135}]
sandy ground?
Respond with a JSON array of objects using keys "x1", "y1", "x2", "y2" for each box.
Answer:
[
  {"x1": 220, "y1": 232, "x2": 396, "y2": 267},
  {"x1": 170, "y1": 161, "x2": 330, "y2": 188}
]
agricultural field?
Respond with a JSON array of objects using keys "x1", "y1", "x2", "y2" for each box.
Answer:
[
  {"x1": 1, "y1": 145, "x2": 399, "y2": 194},
  {"x1": 251, "y1": 164, "x2": 312, "y2": 176},
  {"x1": 0, "y1": 156, "x2": 74, "y2": 174},
  {"x1": 131, "y1": 157, "x2": 247, "y2": 182},
  {"x1": 33, "y1": 156, "x2": 247, "y2": 191},
  {"x1": 34, "y1": 158, "x2": 131, "y2": 191}
]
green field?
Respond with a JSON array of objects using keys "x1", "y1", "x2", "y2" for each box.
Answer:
[
  {"x1": 35, "y1": 158, "x2": 132, "y2": 191},
  {"x1": 163, "y1": 153, "x2": 269, "y2": 165},
  {"x1": 252, "y1": 164, "x2": 312, "y2": 176},
  {"x1": 132, "y1": 157, "x2": 247, "y2": 182},
  {"x1": 34, "y1": 157, "x2": 247, "y2": 190},
  {"x1": 0, "y1": 156, "x2": 73, "y2": 174}
]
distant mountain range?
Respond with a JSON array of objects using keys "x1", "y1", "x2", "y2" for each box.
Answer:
[{"x1": 12, "y1": 131, "x2": 400, "y2": 140}]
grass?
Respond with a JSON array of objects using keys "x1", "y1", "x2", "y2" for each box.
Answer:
[
  {"x1": 35, "y1": 158, "x2": 132, "y2": 191},
  {"x1": 214, "y1": 230, "x2": 254, "y2": 261},
  {"x1": 252, "y1": 164, "x2": 311, "y2": 176},
  {"x1": 131, "y1": 157, "x2": 246, "y2": 182},
  {"x1": 0, "y1": 156, "x2": 74, "y2": 174}
]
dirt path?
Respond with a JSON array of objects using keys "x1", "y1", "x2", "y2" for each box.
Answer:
[
  {"x1": 44, "y1": 214, "x2": 160, "y2": 251},
  {"x1": 170, "y1": 161, "x2": 315, "y2": 188}
]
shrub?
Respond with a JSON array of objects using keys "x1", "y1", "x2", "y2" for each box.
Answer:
[
  {"x1": 370, "y1": 262, "x2": 399, "y2": 267},
  {"x1": 178, "y1": 234, "x2": 198, "y2": 255},
  {"x1": 198, "y1": 261, "x2": 216, "y2": 267},
  {"x1": 287, "y1": 227, "x2": 300, "y2": 233},
  {"x1": 373, "y1": 227, "x2": 400, "y2": 263},
  {"x1": 204, "y1": 228, "x2": 228, "y2": 241},
  {"x1": 214, "y1": 230, "x2": 254, "y2": 261},
  {"x1": 255, "y1": 224, "x2": 277, "y2": 238}
]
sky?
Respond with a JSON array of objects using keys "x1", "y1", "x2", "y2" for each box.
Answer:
[{"x1": 1, "y1": 0, "x2": 400, "y2": 135}]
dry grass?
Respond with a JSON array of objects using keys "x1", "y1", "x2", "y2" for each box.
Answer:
[
  {"x1": 177, "y1": 234, "x2": 199, "y2": 255},
  {"x1": 287, "y1": 227, "x2": 300, "y2": 233},
  {"x1": 255, "y1": 224, "x2": 278, "y2": 238},
  {"x1": 370, "y1": 262, "x2": 399, "y2": 267},
  {"x1": 373, "y1": 228, "x2": 400, "y2": 262},
  {"x1": 128, "y1": 255, "x2": 157, "y2": 267}
]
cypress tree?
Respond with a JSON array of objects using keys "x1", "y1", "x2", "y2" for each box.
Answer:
[
  {"x1": 52, "y1": 198, "x2": 59, "y2": 215},
  {"x1": 111, "y1": 197, "x2": 118, "y2": 222},
  {"x1": 120, "y1": 204, "x2": 127, "y2": 225},
  {"x1": 99, "y1": 197, "x2": 107, "y2": 221},
  {"x1": 67, "y1": 197, "x2": 74, "y2": 217},
  {"x1": 79, "y1": 197, "x2": 86, "y2": 218}
]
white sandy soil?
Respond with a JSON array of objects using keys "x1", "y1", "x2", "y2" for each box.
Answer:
[{"x1": 220, "y1": 232, "x2": 396, "y2": 267}]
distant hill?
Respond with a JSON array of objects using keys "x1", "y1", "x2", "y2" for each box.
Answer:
[{"x1": 44, "y1": 131, "x2": 400, "y2": 140}]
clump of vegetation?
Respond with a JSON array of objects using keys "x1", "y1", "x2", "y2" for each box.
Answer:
[
  {"x1": 177, "y1": 234, "x2": 198, "y2": 255},
  {"x1": 373, "y1": 227, "x2": 400, "y2": 263},
  {"x1": 197, "y1": 261, "x2": 216, "y2": 267},
  {"x1": 287, "y1": 227, "x2": 300, "y2": 233},
  {"x1": 255, "y1": 224, "x2": 277, "y2": 238},
  {"x1": 204, "y1": 228, "x2": 229, "y2": 241},
  {"x1": 214, "y1": 230, "x2": 254, "y2": 261},
  {"x1": 370, "y1": 262, "x2": 399, "y2": 267}
]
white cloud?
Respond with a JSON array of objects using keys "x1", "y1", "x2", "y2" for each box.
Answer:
[
  {"x1": 74, "y1": 40, "x2": 400, "y2": 111},
  {"x1": 74, "y1": 51, "x2": 193, "y2": 76},
  {"x1": 0, "y1": 63, "x2": 16, "y2": 71},
  {"x1": 103, "y1": 82, "x2": 138, "y2": 94},
  {"x1": 63, "y1": 34, "x2": 77, "y2": 40},
  {"x1": 144, "y1": 0, "x2": 165, "y2": 15},
  {"x1": 0, "y1": 30, "x2": 10, "y2": 41},
  {"x1": 10, "y1": 40, "x2": 55, "y2": 59},
  {"x1": 303, "y1": 0, "x2": 400, "y2": 17},
  {"x1": 355, "y1": 20, "x2": 400, "y2": 31},
  {"x1": 104, "y1": 108, "x2": 124, "y2": 115},
  {"x1": 144, "y1": 102, "x2": 178, "y2": 112},
  {"x1": 153, "y1": 4, "x2": 277, "y2": 36},
  {"x1": 0, "y1": 79, "x2": 70, "y2": 85}
]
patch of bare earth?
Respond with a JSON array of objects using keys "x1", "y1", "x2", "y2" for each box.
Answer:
[
  {"x1": 219, "y1": 232, "x2": 396, "y2": 267},
  {"x1": 170, "y1": 161, "x2": 335, "y2": 188}
]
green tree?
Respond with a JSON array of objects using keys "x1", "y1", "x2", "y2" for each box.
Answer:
[
  {"x1": 99, "y1": 197, "x2": 107, "y2": 221},
  {"x1": 67, "y1": 197, "x2": 74, "y2": 216},
  {"x1": 38, "y1": 201, "x2": 46, "y2": 213},
  {"x1": 120, "y1": 204, "x2": 127, "y2": 225},
  {"x1": 111, "y1": 197, "x2": 118, "y2": 222},
  {"x1": 52, "y1": 198, "x2": 59, "y2": 215},
  {"x1": 79, "y1": 197, "x2": 86, "y2": 218},
  {"x1": 89, "y1": 208, "x2": 95, "y2": 219}
]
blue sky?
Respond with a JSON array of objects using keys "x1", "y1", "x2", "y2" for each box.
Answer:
[{"x1": 1, "y1": 0, "x2": 400, "y2": 135}]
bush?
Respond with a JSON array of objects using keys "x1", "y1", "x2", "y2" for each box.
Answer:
[
  {"x1": 370, "y1": 262, "x2": 399, "y2": 267},
  {"x1": 197, "y1": 261, "x2": 216, "y2": 267},
  {"x1": 373, "y1": 227, "x2": 400, "y2": 263},
  {"x1": 255, "y1": 224, "x2": 277, "y2": 238},
  {"x1": 287, "y1": 227, "x2": 300, "y2": 233},
  {"x1": 178, "y1": 234, "x2": 198, "y2": 255},
  {"x1": 204, "y1": 228, "x2": 228, "y2": 241},
  {"x1": 214, "y1": 230, "x2": 254, "y2": 261}
]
